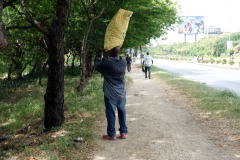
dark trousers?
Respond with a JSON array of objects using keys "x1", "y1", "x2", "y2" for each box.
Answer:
[
  {"x1": 145, "y1": 66, "x2": 151, "y2": 78},
  {"x1": 127, "y1": 64, "x2": 131, "y2": 72}
]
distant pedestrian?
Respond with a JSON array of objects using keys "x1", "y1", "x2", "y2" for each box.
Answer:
[
  {"x1": 126, "y1": 54, "x2": 133, "y2": 72},
  {"x1": 142, "y1": 52, "x2": 153, "y2": 79}
]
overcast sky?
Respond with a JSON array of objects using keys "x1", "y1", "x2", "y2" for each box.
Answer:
[{"x1": 151, "y1": 0, "x2": 240, "y2": 45}]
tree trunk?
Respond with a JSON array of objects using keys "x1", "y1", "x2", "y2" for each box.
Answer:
[
  {"x1": 17, "y1": 73, "x2": 22, "y2": 79},
  {"x1": 71, "y1": 53, "x2": 76, "y2": 68},
  {"x1": 87, "y1": 52, "x2": 92, "y2": 77},
  {"x1": 0, "y1": 1, "x2": 7, "y2": 52},
  {"x1": 77, "y1": 0, "x2": 108, "y2": 92},
  {"x1": 140, "y1": 45, "x2": 143, "y2": 64},
  {"x1": 66, "y1": 55, "x2": 70, "y2": 65},
  {"x1": 39, "y1": 60, "x2": 49, "y2": 86},
  {"x1": 77, "y1": 20, "x2": 93, "y2": 92},
  {"x1": 44, "y1": 0, "x2": 72, "y2": 131},
  {"x1": 7, "y1": 61, "x2": 13, "y2": 81}
]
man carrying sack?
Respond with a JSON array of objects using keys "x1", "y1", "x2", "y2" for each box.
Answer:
[{"x1": 94, "y1": 9, "x2": 133, "y2": 140}]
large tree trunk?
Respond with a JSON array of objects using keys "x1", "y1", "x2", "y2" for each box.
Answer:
[
  {"x1": 44, "y1": 0, "x2": 72, "y2": 130},
  {"x1": 0, "y1": 1, "x2": 7, "y2": 52},
  {"x1": 140, "y1": 45, "x2": 143, "y2": 64}
]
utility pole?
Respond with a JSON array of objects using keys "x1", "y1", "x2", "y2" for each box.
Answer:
[
  {"x1": 229, "y1": 32, "x2": 231, "y2": 65},
  {"x1": 216, "y1": 32, "x2": 219, "y2": 63},
  {"x1": 140, "y1": 45, "x2": 143, "y2": 64}
]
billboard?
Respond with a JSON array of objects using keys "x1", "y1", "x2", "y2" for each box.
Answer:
[
  {"x1": 178, "y1": 16, "x2": 205, "y2": 34},
  {"x1": 208, "y1": 26, "x2": 222, "y2": 34}
]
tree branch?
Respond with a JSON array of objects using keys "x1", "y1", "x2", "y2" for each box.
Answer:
[
  {"x1": 80, "y1": 0, "x2": 90, "y2": 19},
  {"x1": 88, "y1": 0, "x2": 100, "y2": 12},
  {"x1": 6, "y1": 25, "x2": 33, "y2": 30},
  {"x1": 22, "y1": 0, "x2": 49, "y2": 35},
  {"x1": 92, "y1": 0, "x2": 109, "y2": 20},
  {"x1": 3, "y1": 0, "x2": 18, "y2": 8}
]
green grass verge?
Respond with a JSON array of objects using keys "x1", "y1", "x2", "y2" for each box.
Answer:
[
  {"x1": 150, "y1": 65, "x2": 240, "y2": 120},
  {"x1": 0, "y1": 66, "x2": 131, "y2": 159}
]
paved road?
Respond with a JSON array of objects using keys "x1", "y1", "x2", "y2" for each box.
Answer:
[{"x1": 134, "y1": 58, "x2": 240, "y2": 96}]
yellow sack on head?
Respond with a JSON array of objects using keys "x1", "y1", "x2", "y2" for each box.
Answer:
[{"x1": 104, "y1": 9, "x2": 133, "y2": 52}]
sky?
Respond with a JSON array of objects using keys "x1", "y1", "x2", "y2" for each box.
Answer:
[{"x1": 151, "y1": 0, "x2": 240, "y2": 46}]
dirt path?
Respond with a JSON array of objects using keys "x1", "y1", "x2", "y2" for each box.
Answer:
[{"x1": 93, "y1": 65, "x2": 239, "y2": 160}]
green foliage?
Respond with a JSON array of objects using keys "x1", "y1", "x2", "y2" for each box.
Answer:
[
  {"x1": 217, "y1": 59, "x2": 221, "y2": 64},
  {"x1": 229, "y1": 59, "x2": 235, "y2": 65},
  {"x1": 222, "y1": 59, "x2": 227, "y2": 64},
  {"x1": 154, "y1": 32, "x2": 240, "y2": 58},
  {"x1": 210, "y1": 58, "x2": 215, "y2": 64},
  {"x1": 213, "y1": 32, "x2": 240, "y2": 56},
  {"x1": 1, "y1": 0, "x2": 180, "y2": 78},
  {"x1": 0, "y1": 67, "x2": 114, "y2": 159},
  {"x1": 219, "y1": 89, "x2": 237, "y2": 98}
]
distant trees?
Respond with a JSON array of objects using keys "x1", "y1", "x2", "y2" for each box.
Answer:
[
  {"x1": 0, "y1": 0, "x2": 180, "y2": 130},
  {"x1": 155, "y1": 32, "x2": 240, "y2": 57}
]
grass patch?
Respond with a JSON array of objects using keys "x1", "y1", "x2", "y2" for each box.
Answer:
[
  {"x1": 0, "y1": 66, "x2": 132, "y2": 159},
  {"x1": 149, "y1": 65, "x2": 240, "y2": 120}
]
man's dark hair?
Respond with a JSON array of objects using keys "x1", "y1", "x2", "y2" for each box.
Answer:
[
  {"x1": 147, "y1": 52, "x2": 149, "y2": 55},
  {"x1": 110, "y1": 46, "x2": 120, "y2": 57}
]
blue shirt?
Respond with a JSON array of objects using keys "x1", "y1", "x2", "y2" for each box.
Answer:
[{"x1": 94, "y1": 57, "x2": 127, "y2": 100}]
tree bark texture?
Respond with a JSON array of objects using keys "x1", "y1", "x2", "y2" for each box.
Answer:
[
  {"x1": 0, "y1": 0, "x2": 7, "y2": 52},
  {"x1": 44, "y1": 0, "x2": 73, "y2": 130}
]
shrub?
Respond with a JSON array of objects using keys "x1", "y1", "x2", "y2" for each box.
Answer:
[
  {"x1": 229, "y1": 60, "x2": 235, "y2": 65},
  {"x1": 202, "y1": 60, "x2": 206, "y2": 63},
  {"x1": 239, "y1": 62, "x2": 240, "y2": 67},
  {"x1": 222, "y1": 59, "x2": 227, "y2": 64},
  {"x1": 217, "y1": 59, "x2": 221, "y2": 64},
  {"x1": 206, "y1": 60, "x2": 210, "y2": 63},
  {"x1": 219, "y1": 89, "x2": 237, "y2": 98},
  {"x1": 210, "y1": 58, "x2": 215, "y2": 64},
  {"x1": 197, "y1": 59, "x2": 201, "y2": 63}
]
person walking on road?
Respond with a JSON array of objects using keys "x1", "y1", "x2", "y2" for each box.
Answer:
[
  {"x1": 94, "y1": 46, "x2": 128, "y2": 140},
  {"x1": 126, "y1": 54, "x2": 133, "y2": 72},
  {"x1": 142, "y1": 52, "x2": 153, "y2": 79}
]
